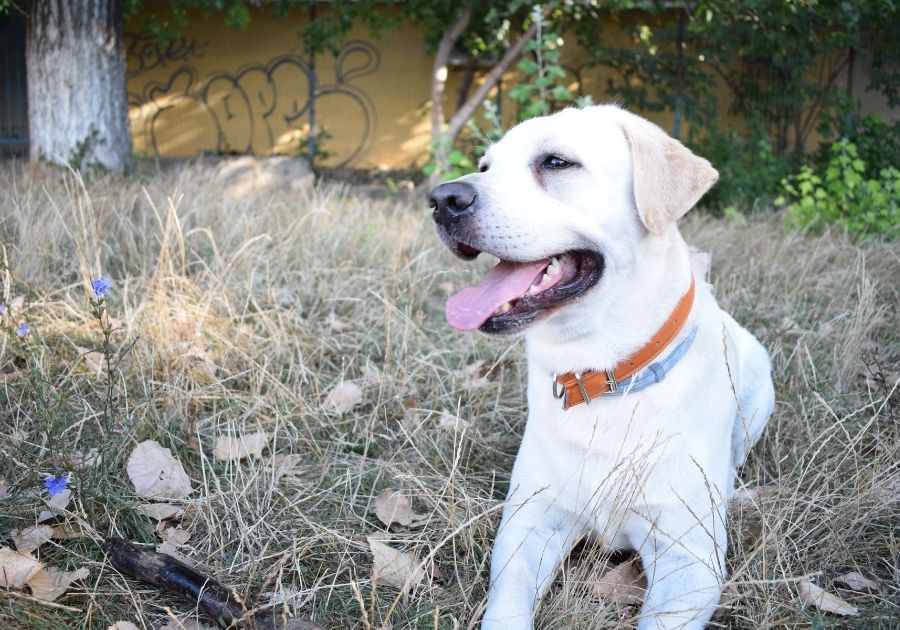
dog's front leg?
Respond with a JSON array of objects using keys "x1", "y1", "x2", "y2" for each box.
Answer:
[
  {"x1": 482, "y1": 494, "x2": 581, "y2": 630},
  {"x1": 633, "y1": 503, "x2": 727, "y2": 630}
]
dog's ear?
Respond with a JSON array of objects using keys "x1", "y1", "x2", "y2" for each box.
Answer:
[{"x1": 619, "y1": 113, "x2": 718, "y2": 234}]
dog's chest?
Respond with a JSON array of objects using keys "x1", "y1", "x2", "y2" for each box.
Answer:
[{"x1": 518, "y1": 341, "x2": 737, "y2": 532}]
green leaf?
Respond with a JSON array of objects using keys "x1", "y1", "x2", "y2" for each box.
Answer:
[
  {"x1": 546, "y1": 66, "x2": 567, "y2": 79},
  {"x1": 508, "y1": 84, "x2": 533, "y2": 101},
  {"x1": 517, "y1": 58, "x2": 540, "y2": 75},
  {"x1": 552, "y1": 86, "x2": 574, "y2": 101}
]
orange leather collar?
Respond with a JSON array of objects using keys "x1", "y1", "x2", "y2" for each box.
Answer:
[{"x1": 553, "y1": 275, "x2": 696, "y2": 408}]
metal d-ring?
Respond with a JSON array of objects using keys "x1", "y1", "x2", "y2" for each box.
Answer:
[{"x1": 551, "y1": 372, "x2": 565, "y2": 399}]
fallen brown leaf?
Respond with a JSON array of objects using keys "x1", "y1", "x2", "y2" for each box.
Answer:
[
  {"x1": 834, "y1": 571, "x2": 880, "y2": 594},
  {"x1": 367, "y1": 537, "x2": 426, "y2": 593},
  {"x1": 50, "y1": 524, "x2": 84, "y2": 540},
  {"x1": 135, "y1": 503, "x2": 185, "y2": 521},
  {"x1": 323, "y1": 381, "x2": 363, "y2": 413},
  {"x1": 27, "y1": 566, "x2": 90, "y2": 601},
  {"x1": 37, "y1": 488, "x2": 71, "y2": 523},
  {"x1": 127, "y1": 440, "x2": 192, "y2": 499},
  {"x1": 0, "y1": 547, "x2": 43, "y2": 588},
  {"x1": 213, "y1": 431, "x2": 269, "y2": 462},
  {"x1": 437, "y1": 410, "x2": 470, "y2": 431},
  {"x1": 373, "y1": 489, "x2": 427, "y2": 530},
  {"x1": 362, "y1": 362, "x2": 381, "y2": 384},
  {"x1": 265, "y1": 453, "x2": 304, "y2": 479},
  {"x1": 798, "y1": 578, "x2": 859, "y2": 616},
  {"x1": 12, "y1": 525, "x2": 54, "y2": 554},
  {"x1": 160, "y1": 526, "x2": 191, "y2": 547}
]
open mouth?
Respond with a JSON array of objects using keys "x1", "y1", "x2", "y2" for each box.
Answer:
[{"x1": 445, "y1": 249, "x2": 604, "y2": 334}]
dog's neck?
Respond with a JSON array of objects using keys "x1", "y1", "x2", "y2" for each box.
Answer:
[{"x1": 525, "y1": 227, "x2": 696, "y2": 375}]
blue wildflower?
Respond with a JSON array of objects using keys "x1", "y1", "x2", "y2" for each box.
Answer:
[
  {"x1": 91, "y1": 276, "x2": 112, "y2": 299},
  {"x1": 45, "y1": 474, "x2": 69, "y2": 497},
  {"x1": 16, "y1": 322, "x2": 29, "y2": 337}
]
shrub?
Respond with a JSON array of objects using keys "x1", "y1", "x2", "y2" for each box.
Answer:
[
  {"x1": 815, "y1": 112, "x2": 900, "y2": 180},
  {"x1": 780, "y1": 140, "x2": 899, "y2": 239},
  {"x1": 693, "y1": 116, "x2": 792, "y2": 213}
]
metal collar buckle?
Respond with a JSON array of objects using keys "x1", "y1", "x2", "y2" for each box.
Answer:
[{"x1": 605, "y1": 370, "x2": 618, "y2": 394}]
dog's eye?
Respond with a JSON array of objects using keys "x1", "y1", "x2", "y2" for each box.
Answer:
[
  {"x1": 479, "y1": 163, "x2": 489, "y2": 173},
  {"x1": 541, "y1": 155, "x2": 572, "y2": 170}
]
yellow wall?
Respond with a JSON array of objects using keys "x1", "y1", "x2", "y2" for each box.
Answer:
[
  {"x1": 127, "y1": 9, "x2": 435, "y2": 169},
  {"x1": 126, "y1": 8, "x2": 895, "y2": 169},
  {"x1": 127, "y1": 7, "x2": 701, "y2": 169}
]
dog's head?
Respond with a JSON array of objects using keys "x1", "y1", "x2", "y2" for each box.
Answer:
[{"x1": 430, "y1": 104, "x2": 718, "y2": 335}]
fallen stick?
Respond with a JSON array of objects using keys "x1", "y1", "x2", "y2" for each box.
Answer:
[{"x1": 103, "y1": 537, "x2": 320, "y2": 629}]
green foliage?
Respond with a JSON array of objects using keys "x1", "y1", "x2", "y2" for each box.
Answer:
[
  {"x1": 696, "y1": 116, "x2": 792, "y2": 212},
  {"x1": 574, "y1": 1, "x2": 899, "y2": 160},
  {"x1": 292, "y1": 0, "x2": 397, "y2": 57},
  {"x1": 780, "y1": 140, "x2": 900, "y2": 239},
  {"x1": 572, "y1": 4, "x2": 716, "y2": 131},
  {"x1": 423, "y1": 140, "x2": 475, "y2": 182},
  {"x1": 299, "y1": 126, "x2": 334, "y2": 164},
  {"x1": 126, "y1": 0, "x2": 260, "y2": 42},
  {"x1": 436, "y1": 3, "x2": 598, "y2": 177},
  {"x1": 509, "y1": 6, "x2": 580, "y2": 121},
  {"x1": 127, "y1": 0, "x2": 394, "y2": 53},
  {"x1": 816, "y1": 111, "x2": 900, "y2": 180}
]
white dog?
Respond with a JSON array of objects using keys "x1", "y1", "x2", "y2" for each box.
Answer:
[{"x1": 428, "y1": 105, "x2": 774, "y2": 629}]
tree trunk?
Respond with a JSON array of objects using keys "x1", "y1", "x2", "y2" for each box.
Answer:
[
  {"x1": 430, "y1": 9, "x2": 472, "y2": 180},
  {"x1": 26, "y1": 0, "x2": 131, "y2": 171}
]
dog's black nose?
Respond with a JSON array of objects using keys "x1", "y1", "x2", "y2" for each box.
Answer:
[{"x1": 429, "y1": 181, "x2": 477, "y2": 227}]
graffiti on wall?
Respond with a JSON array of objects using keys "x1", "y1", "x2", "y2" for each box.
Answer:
[
  {"x1": 128, "y1": 40, "x2": 380, "y2": 166},
  {"x1": 126, "y1": 34, "x2": 208, "y2": 78}
]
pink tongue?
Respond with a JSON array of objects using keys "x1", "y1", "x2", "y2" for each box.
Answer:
[{"x1": 446, "y1": 259, "x2": 549, "y2": 331}]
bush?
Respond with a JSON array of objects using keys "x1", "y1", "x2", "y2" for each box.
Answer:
[
  {"x1": 780, "y1": 140, "x2": 899, "y2": 239},
  {"x1": 815, "y1": 113, "x2": 900, "y2": 180},
  {"x1": 693, "y1": 116, "x2": 792, "y2": 213}
]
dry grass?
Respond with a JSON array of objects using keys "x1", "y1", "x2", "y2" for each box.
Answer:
[{"x1": 0, "y1": 162, "x2": 897, "y2": 629}]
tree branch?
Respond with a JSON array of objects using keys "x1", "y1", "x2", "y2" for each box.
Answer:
[{"x1": 446, "y1": 20, "x2": 539, "y2": 142}]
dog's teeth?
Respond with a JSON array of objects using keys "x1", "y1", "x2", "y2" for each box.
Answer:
[
  {"x1": 541, "y1": 273, "x2": 551, "y2": 284},
  {"x1": 496, "y1": 302, "x2": 512, "y2": 314},
  {"x1": 527, "y1": 284, "x2": 539, "y2": 295},
  {"x1": 547, "y1": 257, "x2": 561, "y2": 276}
]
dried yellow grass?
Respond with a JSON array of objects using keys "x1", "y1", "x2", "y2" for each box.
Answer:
[{"x1": 0, "y1": 161, "x2": 897, "y2": 628}]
